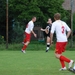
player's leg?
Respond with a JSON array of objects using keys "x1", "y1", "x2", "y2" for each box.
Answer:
[
  {"x1": 22, "y1": 32, "x2": 26, "y2": 44},
  {"x1": 55, "y1": 53, "x2": 74, "y2": 69},
  {"x1": 55, "y1": 42, "x2": 66, "y2": 70},
  {"x1": 22, "y1": 38, "x2": 26, "y2": 44},
  {"x1": 22, "y1": 41, "x2": 30, "y2": 53},
  {"x1": 59, "y1": 58, "x2": 66, "y2": 71},
  {"x1": 46, "y1": 36, "x2": 50, "y2": 52},
  {"x1": 55, "y1": 42, "x2": 74, "y2": 70},
  {"x1": 59, "y1": 55, "x2": 74, "y2": 68},
  {"x1": 59, "y1": 42, "x2": 74, "y2": 69},
  {"x1": 21, "y1": 33, "x2": 31, "y2": 53},
  {"x1": 55, "y1": 53, "x2": 67, "y2": 70}
]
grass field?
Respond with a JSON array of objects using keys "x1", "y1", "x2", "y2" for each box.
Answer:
[{"x1": 0, "y1": 51, "x2": 75, "y2": 75}]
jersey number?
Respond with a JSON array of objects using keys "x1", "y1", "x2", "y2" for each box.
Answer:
[{"x1": 61, "y1": 26, "x2": 64, "y2": 34}]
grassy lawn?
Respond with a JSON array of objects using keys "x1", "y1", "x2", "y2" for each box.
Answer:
[{"x1": 0, "y1": 51, "x2": 75, "y2": 75}]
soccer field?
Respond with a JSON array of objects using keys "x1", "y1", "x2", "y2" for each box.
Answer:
[{"x1": 0, "y1": 51, "x2": 75, "y2": 75}]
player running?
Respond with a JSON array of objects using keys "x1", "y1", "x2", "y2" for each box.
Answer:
[
  {"x1": 21, "y1": 17, "x2": 37, "y2": 53},
  {"x1": 50, "y1": 13, "x2": 74, "y2": 71},
  {"x1": 41, "y1": 18, "x2": 52, "y2": 52}
]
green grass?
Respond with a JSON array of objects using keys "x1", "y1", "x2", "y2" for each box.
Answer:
[
  {"x1": 0, "y1": 51, "x2": 75, "y2": 75},
  {"x1": 0, "y1": 41, "x2": 75, "y2": 51},
  {"x1": 0, "y1": 42, "x2": 55, "y2": 51}
]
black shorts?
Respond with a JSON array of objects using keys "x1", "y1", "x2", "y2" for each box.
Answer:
[{"x1": 46, "y1": 33, "x2": 50, "y2": 37}]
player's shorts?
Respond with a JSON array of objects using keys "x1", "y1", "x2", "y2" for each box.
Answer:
[
  {"x1": 24, "y1": 32, "x2": 31, "y2": 42},
  {"x1": 55, "y1": 42, "x2": 67, "y2": 54},
  {"x1": 46, "y1": 33, "x2": 50, "y2": 37}
]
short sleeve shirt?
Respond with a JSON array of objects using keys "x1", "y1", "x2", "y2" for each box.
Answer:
[
  {"x1": 51, "y1": 20, "x2": 71, "y2": 42},
  {"x1": 25, "y1": 21, "x2": 34, "y2": 34}
]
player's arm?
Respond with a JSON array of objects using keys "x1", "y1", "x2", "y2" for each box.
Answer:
[
  {"x1": 41, "y1": 28, "x2": 46, "y2": 31},
  {"x1": 50, "y1": 33, "x2": 53, "y2": 45},
  {"x1": 41, "y1": 28, "x2": 48, "y2": 34},
  {"x1": 31, "y1": 30, "x2": 37, "y2": 37},
  {"x1": 66, "y1": 24, "x2": 71, "y2": 39},
  {"x1": 50, "y1": 23, "x2": 55, "y2": 45},
  {"x1": 45, "y1": 28, "x2": 49, "y2": 34},
  {"x1": 29, "y1": 23, "x2": 37, "y2": 38},
  {"x1": 67, "y1": 30, "x2": 71, "y2": 39}
]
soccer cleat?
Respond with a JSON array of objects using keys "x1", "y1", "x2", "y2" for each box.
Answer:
[
  {"x1": 46, "y1": 50, "x2": 48, "y2": 52},
  {"x1": 21, "y1": 50, "x2": 26, "y2": 53},
  {"x1": 68, "y1": 60, "x2": 74, "y2": 68},
  {"x1": 68, "y1": 68, "x2": 75, "y2": 73},
  {"x1": 59, "y1": 67, "x2": 67, "y2": 71}
]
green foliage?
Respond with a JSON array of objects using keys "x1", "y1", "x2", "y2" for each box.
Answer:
[
  {"x1": 0, "y1": 0, "x2": 6, "y2": 23},
  {"x1": 11, "y1": 21, "x2": 24, "y2": 43},
  {"x1": 0, "y1": 35, "x2": 5, "y2": 44},
  {"x1": 0, "y1": 0, "x2": 71, "y2": 43},
  {"x1": 8, "y1": 0, "x2": 68, "y2": 27},
  {"x1": 0, "y1": 0, "x2": 6, "y2": 38},
  {"x1": 0, "y1": 40, "x2": 75, "y2": 51}
]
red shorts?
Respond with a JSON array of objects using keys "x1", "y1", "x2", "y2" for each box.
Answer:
[
  {"x1": 55, "y1": 42, "x2": 67, "y2": 54},
  {"x1": 24, "y1": 32, "x2": 31, "y2": 42}
]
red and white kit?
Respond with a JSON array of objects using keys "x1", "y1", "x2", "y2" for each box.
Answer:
[
  {"x1": 51, "y1": 14, "x2": 73, "y2": 70},
  {"x1": 51, "y1": 20, "x2": 71, "y2": 54},
  {"x1": 24, "y1": 20, "x2": 34, "y2": 42}
]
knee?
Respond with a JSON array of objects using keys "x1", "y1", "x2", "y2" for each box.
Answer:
[
  {"x1": 55, "y1": 53, "x2": 61, "y2": 59},
  {"x1": 25, "y1": 41, "x2": 30, "y2": 45}
]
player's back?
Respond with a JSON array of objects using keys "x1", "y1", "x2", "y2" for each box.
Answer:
[{"x1": 52, "y1": 20, "x2": 70, "y2": 42}]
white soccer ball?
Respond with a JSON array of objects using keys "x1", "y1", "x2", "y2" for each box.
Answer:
[{"x1": 73, "y1": 63, "x2": 75, "y2": 70}]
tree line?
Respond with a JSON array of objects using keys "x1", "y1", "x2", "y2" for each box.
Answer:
[{"x1": 0, "y1": 0, "x2": 71, "y2": 43}]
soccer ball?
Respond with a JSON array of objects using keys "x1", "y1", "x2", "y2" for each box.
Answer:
[
  {"x1": 73, "y1": 64, "x2": 75, "y2": 70},
  {"x1": 68, "y1": 64, "x2": 75, "y2": 73}
]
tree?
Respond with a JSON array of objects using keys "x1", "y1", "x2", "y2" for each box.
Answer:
[
  {"x1": 0, "y1": 0, "x2": 70, "y2": 42},
  {"x1": 8, "y1": 0, "x2": 69, "y2": 26},
  {"x1": 0, "y1": 0, "x2": 6, "y2": 36}
]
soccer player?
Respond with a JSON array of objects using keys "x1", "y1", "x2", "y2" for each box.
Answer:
[
  {"x1": 21, "y1": 17, "x2": 37, "y2": 53},
  {"x1": 41, "y1": 18, "x2": 52, "y2": 52},
  {"x1": 50, "y1": 13, "x2": 74, "y2": 71}
]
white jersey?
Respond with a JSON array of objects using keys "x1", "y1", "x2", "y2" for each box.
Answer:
[
  {"x1": 25, "y1": 21, "x2": 34, "y2": 34},
  {"x1": 51, "y1": 20, "x2": 71, "y2": 42}
]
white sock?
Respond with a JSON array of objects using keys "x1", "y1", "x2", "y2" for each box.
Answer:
[
  {"x1": 47, "y1": 47, "x2": 49, "y2": 50},
  {"x1": 46, "y1": 43, "x2": 50, "y2": 50}
]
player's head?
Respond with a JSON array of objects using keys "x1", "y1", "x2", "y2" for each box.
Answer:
[
  {"x1": 47, "y1": 18, "x2": 52, "y2": 24},
  {"x1": 54, "y1": 13, "x2": 61, "y2": 20},
  {"x1": 32, "y1": 16, "x2": 36, "y2": 22}
]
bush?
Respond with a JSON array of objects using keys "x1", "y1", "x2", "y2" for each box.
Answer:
[
  {"x1": 0, "y1": 35, "x2": 5, "y2": 44},
  {"x1": 11, "y1": 21, "x2": 24, "y2": 43}
]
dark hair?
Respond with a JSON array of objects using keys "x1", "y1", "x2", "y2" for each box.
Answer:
[{"x1": 54, "y1": 13, "x2": 61, "y2": 20}]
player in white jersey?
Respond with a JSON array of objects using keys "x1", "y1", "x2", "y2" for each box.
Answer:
[
  {"x1": 21, "y1": 17, "x2": 37, "y2": 53},
  {"x1": 50, "y1": 13, "x2": 74, "y2": 71}
]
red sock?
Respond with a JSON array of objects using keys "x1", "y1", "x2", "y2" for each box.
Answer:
[
  {"x1": 22, "y1": 45, "x2": 27, "y2": 50},
  {"x1": 59, "y1": 59, "x2": 65, "y2": 68},
  {"x1": 60, "y1": 55, "x2": 70, "y2": 63}
]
